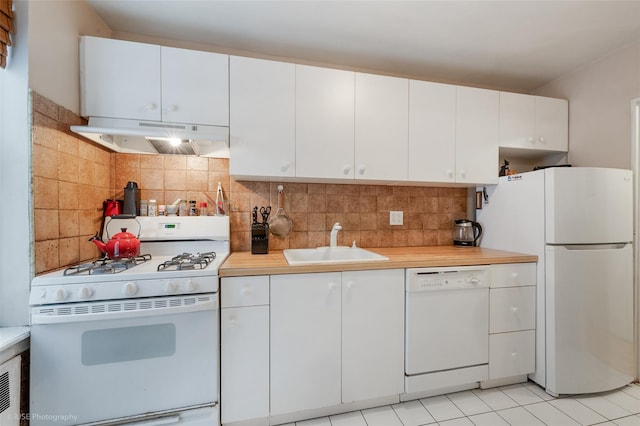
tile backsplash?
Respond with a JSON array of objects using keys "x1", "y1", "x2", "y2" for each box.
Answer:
[
  {"x1": 32, "y1": 92, "x2": 113, "y2": 274},
  {"x1": 31, "y1": 93, "x2": 468, "y2": 274}
]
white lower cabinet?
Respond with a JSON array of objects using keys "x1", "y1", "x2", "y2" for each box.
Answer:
[
  {"x1": 489, "y1": 330, "x2": 536, "y2": 379},
  {"x1": 487, "y1": 263, "x2": 536, "y2": 382},
  {"x1": 341, "y1": 270, "x2": 405, "y2": 402},
  {"x1": 489, "y1": 286, "x2": 535, "y2": 334},
  {"x1": 270, "y1": 269, "x2": 404, "y2": 416},
  {"x1": 270, "y1": 273, "x2": 342, "y2": 415},
  {"x1": 220, "y1": 276, "x2": 270, "y2": 424},
  {"x1": 221, "y1": 263, "x2": 538, "y2": 423}
]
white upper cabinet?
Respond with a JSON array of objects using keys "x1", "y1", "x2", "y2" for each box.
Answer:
[
  {"x1": 456, "y1": 86, "x2": 500, "y2": 184},
  {"x1": 355, "y1": 73, "x2": 409, "y2": 181},
  {"x1": 499, "y1": 92, "x2": 568, "y2": 152},
  {"x1": 296, "y1": 65, "x2": 355, "y2": 179},
  {"x1": 80, "y1": 36, "x2": 228, "y2": 126},
  {"x1": 229, "y1": 56, "x2": 296, "y2": 178},
  {"x1": 161, "y1": 46, "x2": 229, "y2": 126},
  {"x1": 408, "y1": 80, "x2": 457, "y2": 183},
  {"x1": 534, "y1": 96, "x2": 569, "y2": 151},
  {"x1": 81, "y1": 37, "x2": 160, "y2": 121}
]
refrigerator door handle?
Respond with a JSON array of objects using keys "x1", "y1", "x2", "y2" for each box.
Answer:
[{"x1": 557, "y1": 243, "x2": 629, "y2": 250}]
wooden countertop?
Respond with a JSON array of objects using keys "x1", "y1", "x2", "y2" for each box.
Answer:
[{"x1": 219, "y1": 246, "x2": 537, "y2": 277}]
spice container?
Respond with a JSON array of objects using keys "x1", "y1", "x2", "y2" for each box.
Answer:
[
  {"x1": 148, "y1": 200, "x2": 157, "y2": 217},
  {"x1": 179, "y1": 200, "x2": 188, "y2": 216},
  {"x1": 188, "y1": 200, "x2": 198, "y2": 216},
  {"x1": 199, "y1": 202, "x2": 208, "y2": 216},
  {"x1": 158, "y1": 204, "x2": 166, "y2": 216},
  {"x1": 140, "y1": 200, "x2": 148, "y2": 216}
]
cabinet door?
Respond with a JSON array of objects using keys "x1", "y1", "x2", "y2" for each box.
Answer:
[
  {"x1": 355, "y1": 73, "x2": 408, "y2": 181},
  {"x1": 229, "y1": 56, "x2": 295, "y2": 178},
  {"x1": 455, "y1": 86, "x2": 499, "y2": 184},
  {"x1": 342, "y1": 269, "x2": 405, "y2": 403},
  {"x1": 535, "y1": 96, "x2": 568, "y2": 151},
  {"x1": 270, "y1": 273, "x2": 341, "y2": 415},
  {"x1": 499, "y1": 92, "x2": 536, "y2": 149},
  {"x1": 161, "y1": 47, "x2": 229, "y2": 126},
  {"x1": 80, "y1": 36, "x2": 160, "y2": 121},
  {"x1": 408, "y1": 80, "x2": 456, "y2": 182},
  {"x1": 489, "y1": 286, "x2": 536, "y2": 334},
  {"x1": 489, "y1": 330, "x2": 535, "y2": 379},
  {"x1": 296, "y1": 65, "x2": 355, "y2": 179},
  {"x1": 221, "y1": 306, "x2": 269, "y2": 424}
]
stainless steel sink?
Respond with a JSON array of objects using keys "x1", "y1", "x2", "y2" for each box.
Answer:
[{"x1": 283, "y1": 246, "x2": 389, "y2": 265}]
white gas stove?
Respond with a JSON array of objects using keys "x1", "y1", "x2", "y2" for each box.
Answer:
[
  {"x1": 29, "y1": 215, "x2": 229, "y2": 426},
  {"x1": 30, "y1": 216, "x2": 229, "y2": 306}
]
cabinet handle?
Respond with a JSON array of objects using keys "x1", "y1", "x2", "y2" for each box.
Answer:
[
  {"x1": 446, "y1": 169, "x2": 454, "y2": 179},
  {"x1": 343, "y1": 165, "x2": 352, "y2": 175},
  {"x1": 511, "y1": 352, "x2": 518, "y2": 358},
  {"x1": 538, "y1": 137, "x2": 545, "y2": 144},
  {"x1": 281, "y1": 162, "x2": 292, "y2": 173},
  {"x1": 511, "y1": 272, "x2": 520, "y2": 281},
  {"x1": 357, "y1": 164, "x2": 366, "y2": 176},
  {"x1": 527, "y1": 137, "x2": 535, "y2": 144},
  {"x1": 328, "y1": 282, "x2": 338, "y2": 291},
  {"x1": 511, "y1": 306, "x2": 519, "y2": 313},
  {"x1": 346, "y1": 281, "x2": 355, "y2": 290},
  {"x1": 459, "y1": 170, "x2": 467, "y2": 179},
  {"x1": 145, "y1": 102, "x2": 158, "y2": 111},
  {"x1": 241, "y1": 287, "x2": 253, "y2": 296}
]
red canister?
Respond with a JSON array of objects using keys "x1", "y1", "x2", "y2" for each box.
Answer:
[{"x1": 103, "y1": 199, "x2": 122, "y2": 217}]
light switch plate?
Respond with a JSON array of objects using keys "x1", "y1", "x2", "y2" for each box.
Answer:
[{"x1": 389, "y1": 211, "x2": 403, "y2": 225}]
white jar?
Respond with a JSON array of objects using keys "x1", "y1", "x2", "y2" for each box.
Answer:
[
  {"x1": 139, "y1": 200, "x2": 148, "y2": 216},
  {"x1": 148, "y1": 199, "x2": 157, "y2": 217}
]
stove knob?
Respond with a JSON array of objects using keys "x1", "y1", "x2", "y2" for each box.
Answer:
[
  {"x1": 165, "y1": 281, "x2": 177, "y2": 293},
  {"x1": 79, "y1": 287, "x2": 94, "y2": 299},
  {"x1": 54, "y1": 288, "x2": 68, "y2": 301},
  {"x1": 185, "y1": 280, "x2": 198, "y2": 292},
  {"x1": 123, "y1": 282, "x2": 138, "y2": 296}
]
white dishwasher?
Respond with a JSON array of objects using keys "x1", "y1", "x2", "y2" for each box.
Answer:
[{"x1": 405, "y1": 266, "x2": 490, "y2": 395}]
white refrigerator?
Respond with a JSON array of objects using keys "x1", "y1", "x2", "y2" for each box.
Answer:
[{"x1": 477, "y1": 167, "x2": 634, "y2": 396}]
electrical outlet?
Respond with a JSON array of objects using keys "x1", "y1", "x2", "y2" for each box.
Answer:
[{"x1": 389, "y1": 211, "x2": 403, "y2": 225}]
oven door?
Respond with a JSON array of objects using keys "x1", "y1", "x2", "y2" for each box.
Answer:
[{"x1": 30, "y1": 294, "x2": 218, "y2": 426}]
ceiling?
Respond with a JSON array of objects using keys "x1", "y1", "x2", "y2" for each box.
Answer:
[{"x1": 85, "y1": 0, "x2": 640, "y2": 92}]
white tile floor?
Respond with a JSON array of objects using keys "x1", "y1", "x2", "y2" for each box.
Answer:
[{"x1": 280, "y1": 382, "x2": 640, "y2": 426}]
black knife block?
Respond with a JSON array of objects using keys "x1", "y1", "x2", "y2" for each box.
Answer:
[{"x1": 251, "y1": 224, "x2": 269, "y2": 254}]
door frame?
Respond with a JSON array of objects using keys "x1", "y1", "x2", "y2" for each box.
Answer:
[{"x1": 631, "y1": 98, "x2": 640, "y2": 380}]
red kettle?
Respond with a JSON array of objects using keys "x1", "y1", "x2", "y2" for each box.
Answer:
[{"x1": 89, "y1": 218, "x2": 141, "y2": 260}]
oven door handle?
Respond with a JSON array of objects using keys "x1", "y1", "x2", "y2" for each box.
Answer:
[{"x1": 31, "y1": 296, "x2": 218, "y2": 325}]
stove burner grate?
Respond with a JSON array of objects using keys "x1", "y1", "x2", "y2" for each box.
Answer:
[
  {"x1": 63, "y1": 254, "x2": 152, "y2": 276},
  {"x1": 157, "y1": 252, "x2": 217, "y2": 272}
]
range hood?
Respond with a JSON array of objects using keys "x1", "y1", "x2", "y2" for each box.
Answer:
[{"x1": 70, "y1": 117, "x2": 229, "y2": 157}]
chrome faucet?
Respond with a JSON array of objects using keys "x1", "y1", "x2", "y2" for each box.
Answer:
[{"x1": 330, "y1": 222, "x2": 342, "y2": 247}]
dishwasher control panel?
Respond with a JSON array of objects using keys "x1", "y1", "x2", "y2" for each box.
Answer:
[{"x1": 406, "y1": 265, "x2": 490, "y2": 291}]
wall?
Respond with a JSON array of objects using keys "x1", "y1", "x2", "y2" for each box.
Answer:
[
  {"x1": 28, "y1": 0, "x2": 111, "y2": 113},
  {"x1": 534, "y1": 41, "x2": 640, "y2": 168},
  {"x1": 32, "y1": 93, "x2": 114, "y2": 274},
  {"x1": 30, "y1": 94, "x2": 469, "y2": 274},
  {"x1": 110, "y1": 159, "x2": 468, "y2": 252},
  {"x1": 0, "y1": 0, "x2": 30, "y2": 326}
]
